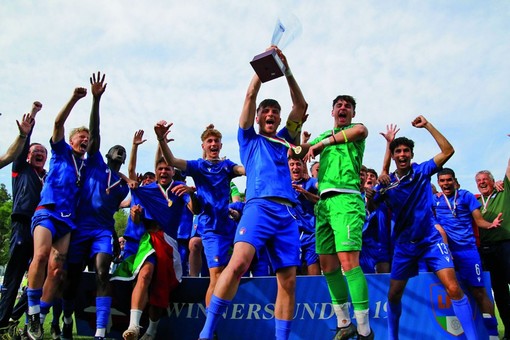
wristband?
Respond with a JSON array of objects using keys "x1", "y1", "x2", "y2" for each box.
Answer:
[
  {"x1": 321, "y1": 138, "x2": 331, "y2": 147},
  {"x1": 19, "y1": 133, "x2": 27, "y2": 139},
  {"x1": 157, "y1": 137, "x2": 164, "y2": 141},
  {"x1": 331, "y1": 130, "x2": 337, "y2": 144},
  {"x1": 284, "y1": 68, "x2": 293, "y2": 77},
  {"x1": 341, "y1": 130, "x2": 348, "y2": 143}
]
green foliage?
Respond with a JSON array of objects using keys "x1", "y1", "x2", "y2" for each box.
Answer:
[
  {"x1": 0, "y1": 184, "x2": 13, "y2": 266},
  {"x1": 114, "y1": 209, "x2": 128, "y2": 237}
]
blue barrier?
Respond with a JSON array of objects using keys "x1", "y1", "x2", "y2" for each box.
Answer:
[{"x1": 75, "y1": 272, "x2": 492, "y2": 339}]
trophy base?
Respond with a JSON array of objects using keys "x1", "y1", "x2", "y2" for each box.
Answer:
[{"x1": 250, "y1": 49, "x2": 286, "y2": 83}]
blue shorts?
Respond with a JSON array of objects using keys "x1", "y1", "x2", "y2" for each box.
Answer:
[
  {"x1": 191, "y1": 215, "x2": 203, "y2": 238},
  {"x1": 360, "y1": 248, "x2": 377, "y2": 274},
  {"x1": 202, "y1": 232, "x2": 234, "y2": 268},
  {"x1": 67, "y1": 228, "x2": 114, "y2": 264},
  {"x1": 31, "y1": 209, "x2": 74, "y2": 241},
  {"x1": 391, "y1": 240, "x2": 454, "y2": 280},
  {"x1": 235, "y1": 198, "x2": 300, "y2": 272},
  {"x1": 300, "y1": 232, "x2": 319, "y2": 266},
  {"x1": 451, "y1": 246, "x2": 485, "y2": 287}
]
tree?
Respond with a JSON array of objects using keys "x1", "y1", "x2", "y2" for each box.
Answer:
[
  {"x1": 114, "y1": 208, "x2": 128, "y2": 238},
  {"x1": 0, "y1": 183, "x2": 13, "y2": 266}
]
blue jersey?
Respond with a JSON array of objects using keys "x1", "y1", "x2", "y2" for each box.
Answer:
[
  {"x1": 122, "y1": 192, "x2": 145, "y2": 242},
  {"x1": 185, "y1": 158, "x2": 238, "y2": 235},
  {"x1": 38, "y1": 138, "x2": 84, "y2": 217},
  {"x1": 433, "y1": 189, "x2": 480, "y2": 251},
  {"x1": 76, "y1": 151, "x2": 129, "y2": 230},
  {"x1": 292, "y1": 177, "x2": 318, "y2": 233},
  {"x1": 374, "y1": 159, "x2": 440, "y2": 244},
  {"x1": 238, "y1": 126, "x2": 296, "y2": 203},
  {"x1": 362, "y1": 202, "x2": 392, "y2": 264},
  {"x1": 131, "y1": 181, "x2": 190, "y2": 239},
  {"x1": 177, "y1": 204, "x2": 194, "y2": 240}
]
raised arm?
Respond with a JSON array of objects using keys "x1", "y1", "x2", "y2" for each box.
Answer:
[
  {"x1": 0, "y1": 113, "x2": 35, "y2": 169},
  {"x1": 128, "y1": 130, "x2": 147, "y2": 180},
  {"x1": 302, "y1": 124, "x2": 368, "y2": 163},
  {"x1": 239, "y1": 74, "x2": 261, "y2": 130},
  {"x1": 52, "y1": 87, "x2": 87, "y2": 143},
  {"x1": 278, "y1": 48, "x2": 308, "y2": 143},
  {"x1": 154, "y1": 120, "x2": 187, "y2": 171},
  {"x1": 88, "y1": 72, "x2": 107, "y2": 155},
  {"x1": 412, "y1": 115, "x2": 454, "y2": 168},
  {"x1": 380, "y1": 124, "x2": 400, "y2": 178}
]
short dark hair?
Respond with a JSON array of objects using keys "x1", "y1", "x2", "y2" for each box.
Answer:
[
  {"x1": 287, "y1": 155, "x2": 303, "y2": 162},
  {"x1": 257, "y1": 99, "x2": 281, "y2": 114},
  {"x1": 390, "y1": 137, "x2": 415, "y2": 154},
  {"x1": 143, "y1": 171, "x2": 155, "y2": 179},
  {"x1": 367, "y1": 168, "x2": 378, "y2": 179},
  {"x1": 437, "y1": 167, "x2": 456, "y2": 179},
  {"x1": 332, "y1": 95, "x2": 356, "y2": 112},
  {"x1": 29, "y1": 143, "x2": 47, "y2": 153}
]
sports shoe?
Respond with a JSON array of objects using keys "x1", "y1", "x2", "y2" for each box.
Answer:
[
  {"x1": 357, "y1": 329, "x2": 374, "y2": 340},
  {"x1": 17, "y1": 325, "x2": 28, "y2": 340},
  {"x1": 60, "y1": 321, "x2": 73, "y2": 340},
  {"x1": 123, "y1": 326, "x2": 140, "y2": 340},
  {"x1": 26, "y1": 314, "x2": 43, "y2": 340},
  {"x1": 333, "y1": 323, "x2": 357, "y2": 340},
  {"x1": 140, "y1": 333, "x2": 155, "y2": 340},
  {"x1": 50, "y1": 324, "x2": 61, "y2": 340}
]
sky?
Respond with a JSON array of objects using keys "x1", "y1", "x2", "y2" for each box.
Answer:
[{"x1": 0, "y1": 1, "x2": 509, "y2": 195}]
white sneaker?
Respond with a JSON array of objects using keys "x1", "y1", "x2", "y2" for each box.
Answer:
[
  {"x1": 140, "y1": 332, "x2": 155, "y2": 340},
  {"x1": 122, "y1": 326, "x2": 140, "y2": 340}
]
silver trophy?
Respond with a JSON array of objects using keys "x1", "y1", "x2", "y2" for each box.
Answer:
[{"x1": 250, "y1": 14, "x2": 302, "y2": 82}]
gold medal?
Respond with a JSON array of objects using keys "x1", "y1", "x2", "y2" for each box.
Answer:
[
  {"x1": 167, "y1": 199, "x2": 173, "y2": 207},
  {"x1": 293, "y1": 146, "x2": 302, "y2": 154},
  {"x1": 106, "y1": 188, "x2": 110, "y2": 195}
]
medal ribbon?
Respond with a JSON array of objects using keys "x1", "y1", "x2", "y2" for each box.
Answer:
[
  {"x1": 261, "y1": 135, "x2": 302, "y2": 153},
  {"x1": 72, "y1": 155, "x2": 85, "y2": 186},
  {"x1": 378, "y1": 170, "x2": 411, "y2": 195},
  {"x1": 105, "y1": 170, "x2": 122, "y2": 194},
  {"x1": 442, "y1": 190, "x2": 458, "y2": 217},
  {"x1": 158, "y1": 181, "x2": 174, "y2": 206},
  {"x1": 481, "y1": 191, "x2": 496, "y2": 213}
]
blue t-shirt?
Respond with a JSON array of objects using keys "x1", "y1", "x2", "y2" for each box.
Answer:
[
  {"x1": 177, "y1": 204, "x2": 194, "y2": 240},
  {"x1": 76, "y1": 151, "x2": 129, "y2": 230},
  {"x1": 433, "y1": 189, "x2": 480, "y2": 251},
  {"x1": 184, "y1": 158, "x2": 238, "y2": 234},
  {"x1": 130, "y1": 181, "x2": 190, "y2": 239},
  {"x1": 374, "y1": 159, "x2": 440, "y2": 244},
  {"x1": 292, "y1": 177, "x2": 318, "y2": 233},
  {"x1": 362, "y1": 202, "x2": 392, "y2": 263},
  {"x1": 238, "y1": 126, "x2": 296, "y2": 204},
  {"x1": 38, "y1": 138, "x2": 85, "y2": 217}
]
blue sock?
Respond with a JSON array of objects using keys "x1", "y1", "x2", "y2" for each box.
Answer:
[
  {"x1": 27, "y1": 288, "x2": 43, "y2": 315},
  {"x1": 40, "y1": 300, "x2": 52, "y2": 315},
  {"x1": 198, "y1": 295, "x2": 231, "y2": 340},
  {"x1": 451, "y1": 295, "x2": 476, "y2": 340},
  {"x1": 387, "y1": 301, "x2": 401, "y2": 340},
  {"x1": 96, "y1": 296, "x2": 112, "y2": 330},
  {"x1": 482, "y1": 314, "x2": 498, "y2": 336},
  {"x1": 275, "y1": 318, "x2": 292, "y2": 340}
]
